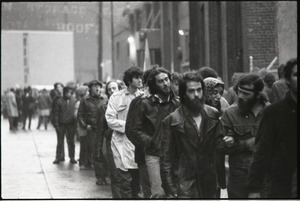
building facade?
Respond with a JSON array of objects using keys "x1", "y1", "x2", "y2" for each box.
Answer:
[
  {"x1": 114, "y1": 1, "x2": 297, "y2": 87},
  {"x1": 2, "y1": 2, "x2": 101, "y2": 86}
]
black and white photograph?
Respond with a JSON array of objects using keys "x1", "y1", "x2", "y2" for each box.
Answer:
[{"x1": 1, "y1": 1, "x2": 297, "y2": 199}]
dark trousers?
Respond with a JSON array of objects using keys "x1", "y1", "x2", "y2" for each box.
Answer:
[
  {"x1": 106, "y1": 138, "x2": 121, "y2": 198},
  {"x1": 79, "y1": 130, "x2": 95, "y2": 166},
  {"x1": 94, "y1": 137, "x2": 110, "y2": 180},
  {"x1": 55, "y1": 123, "x2": 75, "y2": 160},
  {"x1": 37, "y1": 116, "x2": 49, "y2": 129},
  {"x1": 138, "y1": 163, "x2": 151, "y2": 198},
  {"x1": 9, "y1": 117, "x2": 18, "y2": 130},
  {"x1": 22, "y1": 111, "x2": 33, "y2": 129},
  {"x1": 79, "y1": 135, "x2": 88, "y2": 166},
  {"x1": 115, "y1": 168, "x2": 140, "y2": 198}
]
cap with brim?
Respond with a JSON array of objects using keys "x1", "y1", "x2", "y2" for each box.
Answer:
[{"x1": 88, "y1": 80, "x2": 102, "y2": 88}]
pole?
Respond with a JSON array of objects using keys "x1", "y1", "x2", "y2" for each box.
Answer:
[
  {"x1": 98, "y1": 2, "x2": 102, "y2": 81},
  {"x1": 111, "y1": 2, "x2": 114, "y2": 78},
  {"x1": 249, "y1": 56, "x2": 253, "y2": 72}
]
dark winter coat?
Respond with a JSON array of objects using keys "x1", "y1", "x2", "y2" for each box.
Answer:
[
  {"x1": 160, "y1": 104, "x2": 220, "y2": 198},
  {"x1": 52, "y1": 96, "x2": 76, "y2": 127},
  {"x1": 77, "y1": 94, "x2": 107, "y2": 130},
  {"x1": 247, "y1": 91, "x2": 297, "y2": 198}
]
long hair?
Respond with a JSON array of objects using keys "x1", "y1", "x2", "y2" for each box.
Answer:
[
  {"x1": 147, "y1": 67, "x2": 171, "y2": 95},
  {"x1": 179, "y1": 71, "x2": 205, "y2": 104}
]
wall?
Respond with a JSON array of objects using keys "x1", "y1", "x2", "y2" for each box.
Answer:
[
  {"x1": 241, "y1": 1, "x2": 278, "y2": 71},
  {"x1": 276, "y1": 1, "x2": 297, "y2": 65},
  {"x1": 1, "y1": 31, "x2": 74, "y2": 91},
  {"x1": 1, "y1": 2, "x2": 100, "y2": 83},
  {"x1": 1, "y1": 31, "x2": 24, "y2": 91}
]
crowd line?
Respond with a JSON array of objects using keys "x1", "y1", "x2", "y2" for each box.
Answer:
[{"x1": 1, "y1": 57, "x2": 297, "y2": 198}]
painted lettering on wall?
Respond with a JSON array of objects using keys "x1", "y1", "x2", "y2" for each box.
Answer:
[{"x1": 56, "y1": 23, "x2": 96, "y2": 34}]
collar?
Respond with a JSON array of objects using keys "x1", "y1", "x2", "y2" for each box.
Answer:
[
  {"x1": 124, "y1": 88, "x2": 142, "y2": 96},
  {"x1": 153, "y1": 94, "x2": 170, "y2": 104},
  {"x1": 88, "y1": 94, "x2": 103, "y2": 100}
]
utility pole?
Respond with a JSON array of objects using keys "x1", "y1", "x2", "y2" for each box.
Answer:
[
  {"x1": 98, "y1": 2, "x2": 102, "y2": 81},
  {"x1": 111, "y1": 2, "x2": 114, "y2": 78},
  {"x1": 189, "y1": 2, "x2": 201, "y2": 70}
]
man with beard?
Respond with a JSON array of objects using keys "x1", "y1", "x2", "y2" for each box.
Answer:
[
  {"x1": 160, "y1": 71, "x2": 220, "y2": 198},
  {"x1": 247, "y1": 58, "x2": 297, "y2": 198},
  {"x1": 216, "y1": 73, "x2": 269, "y2": 198},
  {"x1": 127, "y1": 67, "x2": 180, "y2": 198},
  {"x1": 77, "y1": 80, "x2": 107, "y2": 185}
]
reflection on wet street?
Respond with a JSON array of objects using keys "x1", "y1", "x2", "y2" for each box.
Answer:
[{"x1": 1, "y1": 117, "x2": 112, "y2": 199}]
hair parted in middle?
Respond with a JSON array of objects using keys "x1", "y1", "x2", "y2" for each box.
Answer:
[
  {"x1": 179, "y1": 71, "x2": 205, "y2": 104},
  {"x1": 147, "y1": 67, "x2": 171, "y2": 95},
  {"x1": 123, "y1": 66, "x2": 144, "y2": 87}
]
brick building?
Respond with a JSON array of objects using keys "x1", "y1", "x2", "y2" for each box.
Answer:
[{"x1": 114, "y1": 1, "x2": 297, "y2": 87}]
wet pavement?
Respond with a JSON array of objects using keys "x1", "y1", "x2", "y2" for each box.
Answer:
[
  {"x1": 1, "y1": 117, "x2": 112, "y2": 199},
  {"x1": 1, "y1": 116, "x2": 228, "y2": 199}
]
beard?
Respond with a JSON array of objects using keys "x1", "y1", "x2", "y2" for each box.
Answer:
[
  {"x1": 238, "y1": 96, "x2": 257, "y2": 114},
  {"x1": 156, "y1": 85, "x2": 171, "y2": 96},
  {"x1": 185, "y1": 97, "x2": 205, "y2": 115}
]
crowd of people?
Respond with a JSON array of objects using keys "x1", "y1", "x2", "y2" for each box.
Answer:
[
  {"x1": 1, "y1": 57, "x2": 297, "y2": 198},
  {"x1": 2, "y1": 87, "x2": 52, "y2": 131}
]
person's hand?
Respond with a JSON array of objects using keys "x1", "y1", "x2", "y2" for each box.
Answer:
[
  {"x1": 245, "y1": 137, "x2": 255, "y2": 151},
  {"x1": 248, "y1": 192, "x2": 261, "y2": 198},
  {"x1": 167, "y1": 193, "x2": 177, "y2": 198},
  {"x1": 86, "y1": 125, "x2": 92, "y2": 131},
  {"x1": 223, "y1": 136, "x2": 235, "y2": 147}
]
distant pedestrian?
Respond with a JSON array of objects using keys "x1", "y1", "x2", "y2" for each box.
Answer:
[
  {"x1": 269, "y1": 64, "x2": 288, "y2": 103},
  {"x1": 223, "y1": 73, "x2": 245, "y2": 105},
  {"x1": 170, "y1": 72, "x2": 181, "y2": 97},
  {"x1": 74, "y1": 85, "x2": 89, "y2": 143},
  {"x1": 52, "y1": 86, "x2": 77, "y2": 164},
  {"x1": 21, "y1": 87, "x2": 35, "y2": 130},
  {"x1": 50, "y1": 82, "x2": 64, "y2": 161},
  {"x1": 262, "y1": 72, "x2": 276, "y2": 102},
  {"x1": 77, "y1": 80, "x2": 107, "y2": 181},
  {"x1": 6, "y1": 88, "x2": 19, "y2": 130},
  {"x1": 105, "y1": 66, "x2": 143, "y2": 198},
  {"x1": 37, "y1": 89, "x2": 52, "y2": 130},
  {"x1": 247, "y1": 58, "x2": 297, "y2": 198}
]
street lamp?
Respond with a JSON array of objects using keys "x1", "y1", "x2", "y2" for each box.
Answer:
[
  {"x1": 127, "y1": 36, "x2": 134, "y2": 43},
  {"x1": 178, "y1": 29, "x2": 184, "y2": 36}
]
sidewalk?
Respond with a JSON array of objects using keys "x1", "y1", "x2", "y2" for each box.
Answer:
[{"x1": 1, "y1": 117, "x2": 112, "y2": 199}]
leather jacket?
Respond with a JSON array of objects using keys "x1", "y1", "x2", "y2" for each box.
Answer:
[
  {"x1": 77, "y1": 94, "x2": 107, "y2": 130},
  {"x1": 127, "y1": 93, "x2": 181, "y2": 156},
  {"x1": 160, "y1": 104, "x2": 220, "y2": 198}
]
